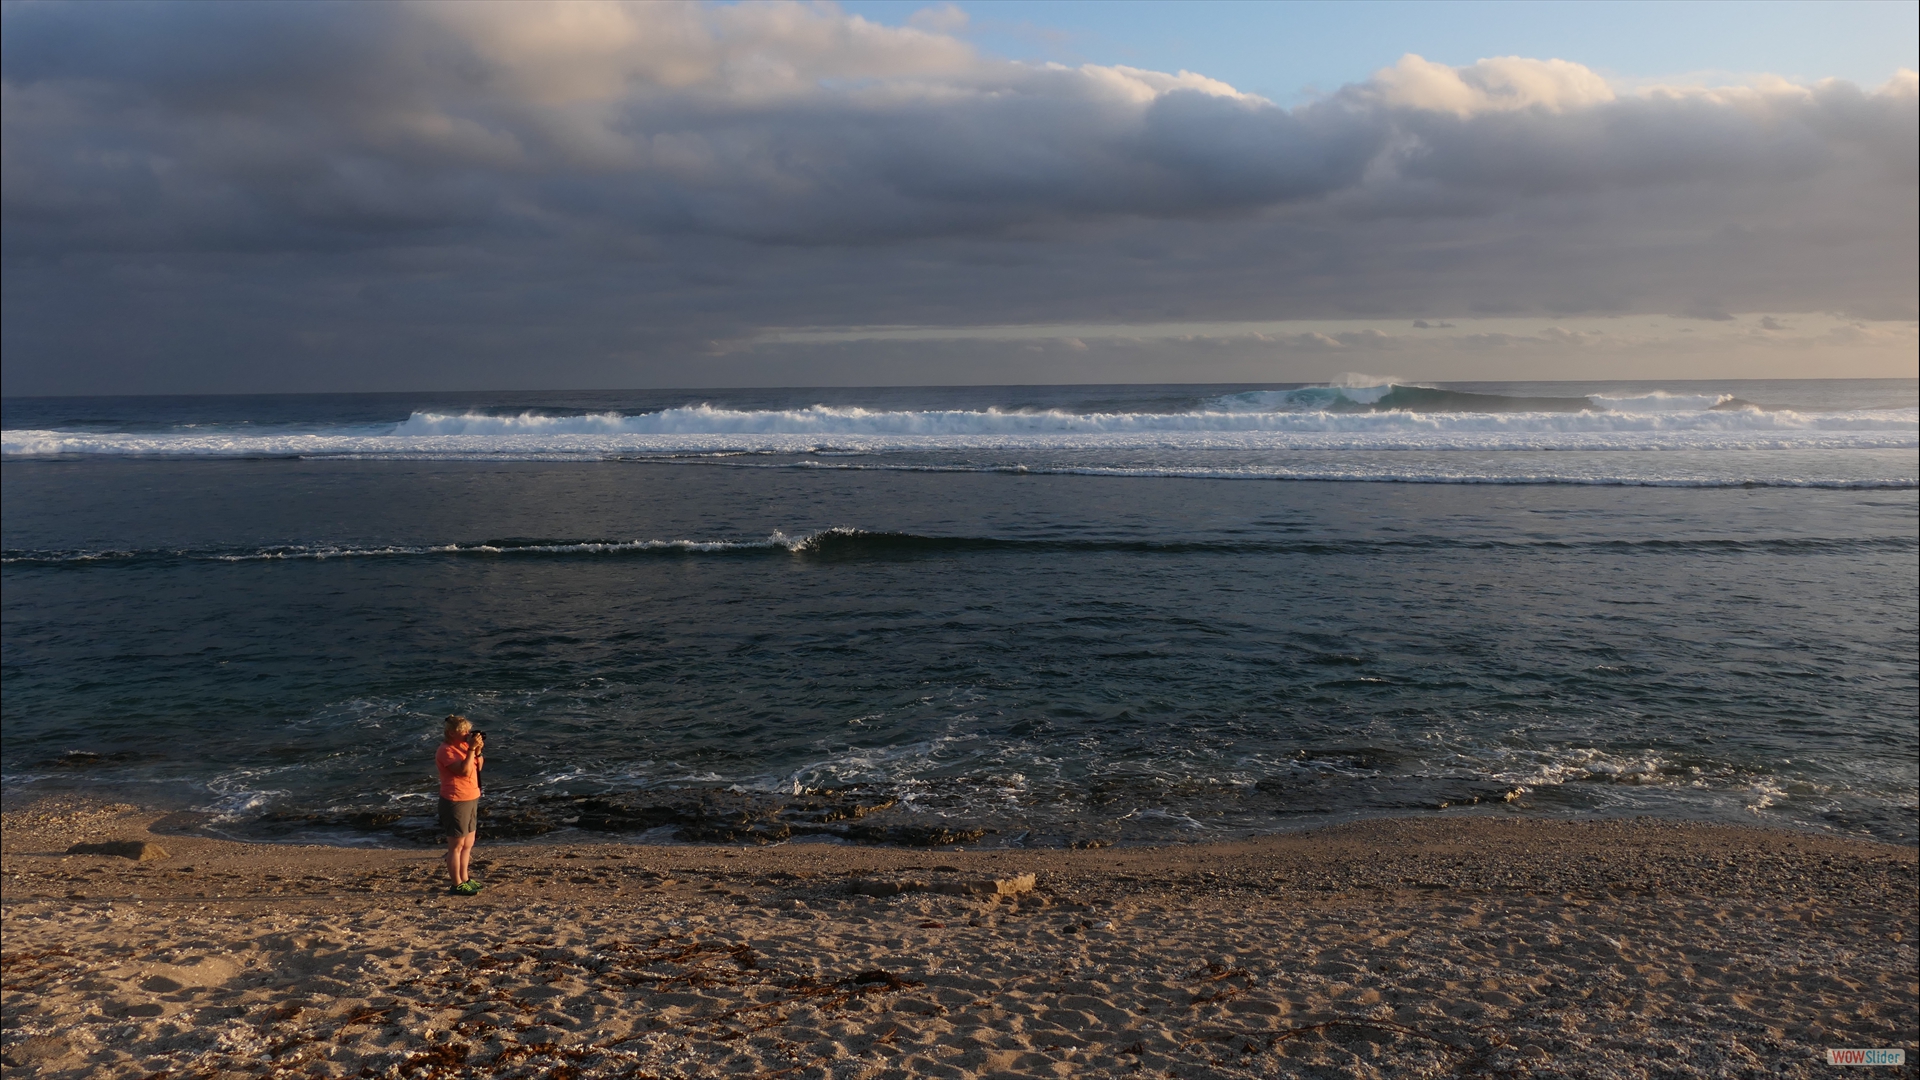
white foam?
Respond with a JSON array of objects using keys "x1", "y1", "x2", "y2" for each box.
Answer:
[
  {"x1": 7, "y1": 399, "x2": 1915, "y2": 493},
  {"x1": 7, "y1": 404, "x2": 1914, "y2": 455},
  {"x1": 1329, "y1": 372, "x2": 1403, "y2": 389},
  {"x1": 0, "y1": 529, "x2": 907, "y2": 565},
  {"x1": 203, "y1": 536, "x2": 797, "y2": 560},
  {"x1": 1586, "y1": 390, "x2": 1739, "y2": 411}
]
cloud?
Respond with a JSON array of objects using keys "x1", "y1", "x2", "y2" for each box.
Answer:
[
  {"x1": 4, "y1": 0, "x2": 1303, "y2": 251},
  {"x1": 1, "y1": 1, "x2": 1914, "y2": 392},
  {"x1": 1359, "y1": 54, "x2": 1615, "y2": 116},
  {"x1": 907, "y1": 4, "x2": 970, "y2": 35}
]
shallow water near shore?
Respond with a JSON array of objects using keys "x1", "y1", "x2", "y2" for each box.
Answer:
[{"x1": 3, "y1": 380, "x2": 1916, "y2": 845}]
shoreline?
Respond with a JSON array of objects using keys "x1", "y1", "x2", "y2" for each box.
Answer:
[
  {"x1": 3, "y1": 798, "x2": 1915, "y2": 1078},
  {"x1": 11, "y1": 775, "x2": 1914, "y2": 852}
]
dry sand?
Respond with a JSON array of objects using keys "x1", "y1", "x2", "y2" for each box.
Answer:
[{"x1": 1, "y1": 799, "x2": 1913, "y2": 1079}]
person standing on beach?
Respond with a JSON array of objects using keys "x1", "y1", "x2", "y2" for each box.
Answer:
[{"x1": 436, "y1": 715, "x2": 485, "y2": 895}]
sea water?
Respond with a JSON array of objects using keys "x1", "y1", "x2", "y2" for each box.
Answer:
[{"x1": 3, "y1": 380, "x2": 1915, "y2": 845}]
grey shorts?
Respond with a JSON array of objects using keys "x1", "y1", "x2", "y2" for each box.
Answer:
[{"x1": 439, "y1": 798, "x2": 479, "y2": 838}]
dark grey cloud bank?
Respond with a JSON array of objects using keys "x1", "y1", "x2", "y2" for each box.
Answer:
[{"x1": 3, "y1": 1, "x2": 1914, "y2": 393}]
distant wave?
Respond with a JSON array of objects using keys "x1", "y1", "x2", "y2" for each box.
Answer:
[
  {"x1": 383, "y1": 396, "x2": 1908, "y2": 435},
  {"x1": 8, "y1": 528, "x2": 1914, "y2": 567},
  {"x1": 713, "y1": 458, "x2": 1918, "y2": 488},
  {"x1": 395, "y1": 386, "x2": 1627, "y2": 430},
  {"x1": 4, "y1": 417, "x2": 1914, "y2": 459},
  {"x1": 4, "y1": 434, "x2": 1914, "y2": 488},
  {"x1": 6, "y1": 382, "x2": 1913, "y2": 463},
  {"x1": 1212, "y1": 385, "x2": 1602, "y2": 412}
]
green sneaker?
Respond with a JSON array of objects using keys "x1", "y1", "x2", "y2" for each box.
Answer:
[{"x1": 454, "y1": 880, "x2": 484, "y2": 896}]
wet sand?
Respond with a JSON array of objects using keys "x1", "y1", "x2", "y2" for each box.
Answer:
[{"x1": 2, "y1": 799, "x2": 1914, "y2": 1078}]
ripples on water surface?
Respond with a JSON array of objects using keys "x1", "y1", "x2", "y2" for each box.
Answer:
[{"x1": 3, "y1": 381, "x2": 1915, "y2": 845}]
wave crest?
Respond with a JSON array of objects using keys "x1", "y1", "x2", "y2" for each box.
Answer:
[
  {"x1": 6, "y1": 389, "x2": 1913, "y2": 474},
  {"x1": 8, "y1": 529, "x2": 1912, "y2": 567}
]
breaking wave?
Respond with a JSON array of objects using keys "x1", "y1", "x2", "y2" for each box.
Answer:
[
  {"x1": 4, "y1": 412, "x2": 1913, "y2": 456},
  {"x1": 6, "y1": 383, "x2": 1913, "y2": 482},
  {"x1": 8, "y1": 528, "x2": 1912, "y2": 567}
]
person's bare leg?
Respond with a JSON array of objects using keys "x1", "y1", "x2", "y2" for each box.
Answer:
[
  {"x1": 456, "y1": 832, "x2": 476, "y2": 885},
  {"x1": 444, "y1": 834, "x2": 462, "y2": 886}
]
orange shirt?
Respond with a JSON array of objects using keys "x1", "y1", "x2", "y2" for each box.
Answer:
[{"x1": 435, "y1": 741, "x2": 482, "y2": 802}]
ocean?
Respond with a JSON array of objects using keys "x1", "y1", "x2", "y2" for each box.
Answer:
[{"x1": 3, "y1": 379, "x2": 1915, "y2": 847}]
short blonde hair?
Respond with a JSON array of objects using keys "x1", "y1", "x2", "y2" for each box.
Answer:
[{"x1": 443, "y1": 714, "x2": 472, "y2": 737}]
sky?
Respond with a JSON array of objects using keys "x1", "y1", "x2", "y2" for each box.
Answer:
[
  {"x1": 839, "y1": 0, "x2": 1920, "y2": 103},
  {"x1": 2, "y1": 0, "x2": 1915, "y2": 395}
]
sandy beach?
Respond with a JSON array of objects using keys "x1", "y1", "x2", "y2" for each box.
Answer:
[{"x1": 1, "y1": 800, "x2": 1913, "y2": 1079}]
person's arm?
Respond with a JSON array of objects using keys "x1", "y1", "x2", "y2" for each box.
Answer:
[{"x1": 463, "y1": 735, "x2": 485, "y2": 780}]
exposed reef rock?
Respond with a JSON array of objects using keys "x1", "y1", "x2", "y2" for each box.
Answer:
[{"x1": 250, "y1": 787, "x2": 983, "y2": 847}]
